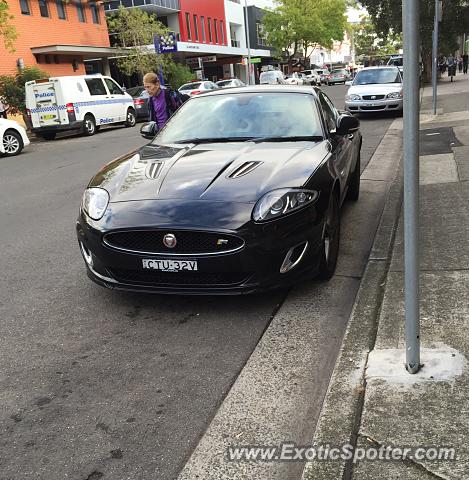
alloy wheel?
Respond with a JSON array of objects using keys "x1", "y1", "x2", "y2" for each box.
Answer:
[{"x1": 3, "y1": 134, "x2": 20, "y2": 154}]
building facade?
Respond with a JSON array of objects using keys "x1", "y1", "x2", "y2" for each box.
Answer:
[{"x1": 1, "y1": 0, "x2": 117, "y2": 77}]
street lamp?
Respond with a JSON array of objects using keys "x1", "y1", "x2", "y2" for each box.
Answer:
[{"x1": 244, "y1": 0, "x2": 252, "y2": 84}]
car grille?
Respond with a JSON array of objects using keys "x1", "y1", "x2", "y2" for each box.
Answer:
[
  {"x1": 361, "y1": 105, "x2": 386, "y2": 111},
  {"x1": 107, "y1": 269, "x2": 251, "y2": 287},
  {"x1": 362, "y1": 95, "x2": 386, "y2": 100},
  {"x1": 103, "y1": 230, "x2": 245, "y2": 255}
]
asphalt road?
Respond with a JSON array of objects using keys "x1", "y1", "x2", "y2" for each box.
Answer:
[{"x1": 0, "y1": 87, "x2": 395, "y2": 480}]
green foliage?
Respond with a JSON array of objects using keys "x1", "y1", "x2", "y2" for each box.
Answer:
[
  {"x1": 262, "y1": 0, "x2": 347, "y2": 63},
  {"x1": 106, "y1": 6, "x2": 169, "y2": 76},
  {"x1": 163, "y1": 62, "x2": 195, "y2": 90},
  {"x1": 0, "y1": 0, "x2": 18, "y2": 52},
  {"x1": 351, "y1": 15, "x2": 402, "y2": 58},
  {"x1": 0, "y1": 66, "x2": 49, "y2": 115}
]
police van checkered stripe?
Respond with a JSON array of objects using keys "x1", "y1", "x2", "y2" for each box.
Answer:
[{"x1": 30, "y1": 98, "x2": 133, "y2": 114}]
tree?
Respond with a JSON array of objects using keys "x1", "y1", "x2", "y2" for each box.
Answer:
[
  {"x1": 262, "y1": 0, "x2": 347, "y2": 71},
  {"x1": 0, "y1": 0, "x2": 18, "y2": 52},
  {"x1": 0, "y1": 67, "x2": 49, "y2": 120},
  {"x1": 163, "y1": 62, "x2": 195, "y2": 90},
  {"x1": 106, "y1": 6, "x2": 169, "y2": 77},
  {"x1": 358, "y1": 0, "x2": 469, "y2": 81}
]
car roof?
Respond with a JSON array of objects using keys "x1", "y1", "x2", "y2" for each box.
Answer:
[
  {"x1": 192, "y1": 84, "x2": 320, "y2": 98},
  {"x1": 359, "y1": 66, "x2": 400, "y2": 71}
]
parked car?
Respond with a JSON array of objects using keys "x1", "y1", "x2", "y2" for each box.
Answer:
[
  {"x1": 25, "y1": 74, "x2": 136, "y2": 140},
  {"x1": 387, "y1": 55, "x2": 404, "y2": 74},
  {"x1": 0, "y1": 118, "x2": 30, "y2": 157},
  {"x1": 216, "y1": 78, "x2": 245, "y2": 88},
  {"x1": 77, "y1": 85, "x2": 361, "y2": 294},
  {"x1": 127, "y1": 86, "x2": 150, "y2": 120},
  {"x1": 301, "y1": 69, "x2": 322, "y2": 85},
  {"x1": 315, "y1": 69, "x2": 330, "y2": 84},
  {"x1": 178, "y1": 81, "x2": 219, "y2": 97},
  {"x1": 259, "y1": 70, "x2": 286, "y2": 85},
  {"x1": 284, "y1": 72, "x2": 305, "y2": 85},
  {"x1": 345, "y1": 66, "x2": 403, "y2": 115},
  {"x1": 326, "y1": 68, "x2": 351, "y2": 85}
]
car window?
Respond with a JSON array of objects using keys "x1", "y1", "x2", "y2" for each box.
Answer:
[
  {"x1": 104, "y1": 78, "x2": 124, "y2": 95},
  {"x1": 217, "y1": 80, "x2": 231, "y2": 87},
  {"x1": 180, "y1": 82, "x2": 201, "y2": 91},
  {"x1": 85, "y1": 78, "x2": 107, "y2": 96},
  {"x1": 354, "y1": 68, "x2": 401, "y2": 85},
  {"x1": 156, "y1": 92, "x2": 323, "y2": 143},
  {"x1": 318, "y1": 91, "x2": 337, "y2": 133},
  {"x1": 127, "y1": 86, "x2": 144, "y2": 97}
]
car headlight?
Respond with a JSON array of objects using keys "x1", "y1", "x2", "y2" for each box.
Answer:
[
  {"x1": 387, "y1": 91, "x2": 403, "y2": 99},
  {"x1": 252, "y1": 188, "x2": 319, "y2": 222},
  {"x1": 346, "y1": 94, "x2": 361, "y2": 101},
  {"x1": 82, "y1": 187, "x2": 110, "y2": 220}
]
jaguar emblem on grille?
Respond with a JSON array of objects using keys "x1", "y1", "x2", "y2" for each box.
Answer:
[
  {"x1": 163, "y1": 233, "x2": 177, "y2": 248},
  {"x1": 371, "y1": 95, "x2": 376, "y2": 99}
]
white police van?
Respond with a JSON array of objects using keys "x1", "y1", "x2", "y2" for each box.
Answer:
[{"x1": 25, "y1": 74, "x2": 136, "y2": 140}]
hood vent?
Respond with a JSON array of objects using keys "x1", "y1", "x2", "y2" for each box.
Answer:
[
  {"x1": 146, "y1": 161, "x2": 164, "y2": 179},
  {"x1": 228, "y1": 161, "x2": 263, "y2": 179}
]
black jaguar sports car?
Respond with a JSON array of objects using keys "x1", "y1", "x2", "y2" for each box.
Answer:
[{"x1": 76, "y1": 85, "x2": 361, "y2": 294}]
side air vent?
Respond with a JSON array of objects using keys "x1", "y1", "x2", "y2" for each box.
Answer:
[
  {"x1": 146, "y1": 161, "x2": 164, "y2": 179},
  {"x1": 228, "y1": 161, "x2": 263, "y2": 179}
]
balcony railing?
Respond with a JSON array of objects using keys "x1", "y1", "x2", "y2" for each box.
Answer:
[{"x1": 104, "y1": 0, "x2": 180, "y2": 12}]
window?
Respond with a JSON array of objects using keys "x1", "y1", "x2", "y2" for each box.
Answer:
[
  {"x1": 85, "y1": 78, "x2": 107, "y2": 96},
  {"x1": 56, "y1": 0, "x2": 66, "y2": 19},
  {"x1": 76, "y1": 0, "x2": 85, "y2": 22},
  {"x1": 19, "y1": 0, "x2": 30, "y2": 15},
  {"x1": 214, "y1": 20, "x2": 218, "y2": 43},
  {"x1": 193, "y1": 15, "x2": 199, "y2": 41},
  {"x1": 207, "y1": 18, "x2": 212, "y2": 42},
  {"x1": 318, "y1": 92, "x2": 337, "y2": 133},
  {"x1": 185, "y1": 12, "x2": 191, "y2": 40},
  {"x1": 220, "y1": 21, "x2": 225, "y2": 44},
  {"x1": 230, "y1": 24, "x2": 239, "y2": 48},
  {"x1": 200, "y1": 16, "x2": 206, "y2": 42},
  {"x1": 38, "y1": 0, "x2": 50, "y2": 17},
  {"x1": 104, "y1": 78, "x2": 124, "y2": 95},
  {"x1": 256, "y1": 22, "x2": 267, "y2": 46},
  {"x1": 90, "y1": 1, "x2": 100, "y2": 24}
]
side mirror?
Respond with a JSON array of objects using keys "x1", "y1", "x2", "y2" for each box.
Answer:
[
  {"x1": 345, "y1": 80, "x2": 353, "y2": 86},
  {"x1": 140, "y1": 121, "x2": 157, "y2": 140},
  {"x1": 336, "y1": 114, "x2": 360, "y2": 135}
]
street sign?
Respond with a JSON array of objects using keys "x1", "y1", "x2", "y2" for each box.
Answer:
[
  {"x1": 154, "y1": 32, "x2": 178, "y2": 54},
  {"x1": 250, "y1": 57, "x2": 261, "y2": 64}
]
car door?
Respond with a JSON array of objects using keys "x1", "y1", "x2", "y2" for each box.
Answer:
[
  {"x1": 318, "y1": 91, "x2": 353, "y2": 200},
  {"x1": 103, "y1": 77, "x2": 127, "y2": 123},
  {"x1": 84, "y1": 77, "x2": 110, "y2": 125}
]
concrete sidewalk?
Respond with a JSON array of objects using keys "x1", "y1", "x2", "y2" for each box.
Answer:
[{"x1": 303, "y1": 76, "x2": 469, "y2": 478}]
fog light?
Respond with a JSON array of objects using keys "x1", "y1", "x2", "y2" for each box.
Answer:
[{"x1": 280, "y1": 242, "x2": 308, "y2": 273}]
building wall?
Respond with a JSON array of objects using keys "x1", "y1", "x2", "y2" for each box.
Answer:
[
  {"x1": 224, "y1": 0, "x2": 246, "y2": 49},
  {"x1": 178, "y1": 0, "x2": 227, "y2": 46},
  {"x1": 1, "y1": 0, "x2": 110, "y2": 76}
]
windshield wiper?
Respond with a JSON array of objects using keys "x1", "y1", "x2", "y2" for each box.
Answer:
[
  {"x1": 175, "y1": 137, "x2": 255, "y2": 144},
  {"x1": 250, "y1": 135, "x2": 323, "y2": 143}
]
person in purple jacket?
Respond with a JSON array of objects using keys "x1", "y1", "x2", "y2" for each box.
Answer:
[{"x1": 143, "y1": 72, "x2": 187, "y2": 131}]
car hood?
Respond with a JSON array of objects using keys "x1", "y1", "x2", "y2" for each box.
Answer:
[
  {"x1": 347, "y1": 83, "x2": 402, "y2": 96},
  {"x1": 89, "y1": 141, "x2": 329, "y2": 203}
]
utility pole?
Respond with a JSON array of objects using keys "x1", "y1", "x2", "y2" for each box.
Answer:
[
  {"x1": 432, "y1": 0, "x2": 441, "y2": 115},
  {"x1": 403, "y1": 0, "x2": 421, "y2": 374},
  {"x1": 244, "y1": 0, "x2": 252, "y2": 84}
]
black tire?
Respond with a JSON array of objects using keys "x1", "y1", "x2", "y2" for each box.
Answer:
[
  {"x1": 318, "y1": 193, "x2": 340, "y2": 280},
  {"x1": 346, "y1": 150, "x2": 360, "y2": 201},
  {"x1": 39, "y1": 132, "x2": 56, "y2": 141},
  {"x1": 125, "y1": 108, "x2": 137, "y2": 128},
  {"x1": 2, "y1": 129, "x2": 24, "y2": 156},
  {"x1": 83, "y1": 114, "x2": 96, "y2": 136}
]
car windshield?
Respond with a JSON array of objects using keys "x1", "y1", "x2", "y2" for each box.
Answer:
[
  {"x1": 154, "y1": 92, "x2": 323, "y2": 144},
  {"x1": 332, "y1": 69, "x2": 347, "y2": 75},
  {"x1": 217, "y1": 80, "x2": 233, "y2": 87},
  {"x1": 180, "y1": 82, "x2": 201, "y2": 91},
  {"x1": 353, "y1": 68, "x2": 401, "y2": 85},
  {"x1": 127, "y1": 86, "x2": 144, "y2": 96}
]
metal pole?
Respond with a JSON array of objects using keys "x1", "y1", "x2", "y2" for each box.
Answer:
[
  {"x1": 432, "y1": 0, "x2": 439, "y2": 115},
  {"x1": 403, "y1": 0, "x2": 421, "y2": 374},
  {"x1": 244, "y1": 0, "x2": 252, "y2": 84}
]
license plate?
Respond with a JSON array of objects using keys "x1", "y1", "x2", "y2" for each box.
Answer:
[
  {"x1": 42, "y1": 114, "x2": 56, "y2": 120},
  {"x1": 142, "y1": 259, "x2": 198, "y2": 272}
]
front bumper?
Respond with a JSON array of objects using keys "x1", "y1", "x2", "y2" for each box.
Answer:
[
  {"x1": 76, "y1": 202, "x2": 326, "y2": 295},
  {"x1": 345, "y1": 98, "x2": 403, "y2": 113}
]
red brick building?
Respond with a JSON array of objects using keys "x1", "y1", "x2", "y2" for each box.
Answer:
[{"x1": 1, "y1": 0, "x2": 116, "y2": 77}]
